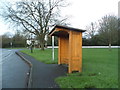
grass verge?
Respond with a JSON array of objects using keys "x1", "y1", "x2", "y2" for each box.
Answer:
[{"x1": 21, "y1": 48, "x2": 58, "y2": 64}]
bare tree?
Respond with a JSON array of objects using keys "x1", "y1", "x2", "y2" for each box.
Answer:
[
  {"x1": 98, "y1": 15, "x2": 118, "y2": 50},
  {"x1": 85, "y1": 22, "x2": 98, "y2": 38},
  {"x1": 1, "y1": 0, "x2": 69, "y2": 50}
]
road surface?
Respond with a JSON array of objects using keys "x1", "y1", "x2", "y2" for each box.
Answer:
[{"x1": 1, "y1": 49, "x2": 29, "y2": 88}]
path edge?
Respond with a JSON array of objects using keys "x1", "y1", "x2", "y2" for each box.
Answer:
[{"x1": 15, "y1": 51, "x2": 33, "y2": 88}]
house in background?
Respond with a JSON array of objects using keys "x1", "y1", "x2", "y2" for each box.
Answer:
[{"x1": 26, "y1": 38, "x2": 47, "y2": 49}]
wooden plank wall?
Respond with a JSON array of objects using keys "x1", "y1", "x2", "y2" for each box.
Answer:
[
  {"x1": 56, "y1": 28, "x2": 82, "y2": 73},
  {"x1": 69, "y1": 31, "x2": 82, "y2": 73},
  {"x1": 58, "y1": 36, "x2": 69, "y2": 64}
]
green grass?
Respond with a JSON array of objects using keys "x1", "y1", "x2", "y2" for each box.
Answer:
[
  {"x1": 21, "y1": 48, "x2": 58, "y2": 64},
  {"x1": 4, "y1": 47, "x2": 26, "y2": 49},
  {"x1": 55, "y1": 48, "x2": 118, "y2": 88},
  {"x1": 21, "y1": 48, "x2": 118, "y2": 88}
]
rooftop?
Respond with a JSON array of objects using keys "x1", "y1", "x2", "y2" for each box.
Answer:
[{"x1": 49, "y1": 25, "x2": 86, "y2": 36}]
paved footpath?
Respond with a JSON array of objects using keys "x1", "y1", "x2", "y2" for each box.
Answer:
[{"x1": 17, "y1": 52, "x2": 67, "y2": 88}]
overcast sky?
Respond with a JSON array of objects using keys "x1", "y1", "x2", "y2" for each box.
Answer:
[{"x1": 0, "y1": 0, "x2": 119, "y2": 35}]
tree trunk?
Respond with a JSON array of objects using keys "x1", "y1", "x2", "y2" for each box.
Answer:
[
  {"x1": 38, "y1": 34, "x2": 45, "y2": 51},
  {"x1": 40, "y1": 43, "x2": 44, "y2": 50}
]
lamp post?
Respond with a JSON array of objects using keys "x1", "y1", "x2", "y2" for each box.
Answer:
[{"x1": 52, "y1": 36, "x2": 54, "y2": 61}]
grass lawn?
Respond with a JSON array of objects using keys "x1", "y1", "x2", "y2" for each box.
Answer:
[
  {"x1": 21, "y1": 48, "x2": 58, "y2": 64},
  {"x1": 4, "y1": 47, "x2": 27, "y2": 49},
  {"x1": 21, "y1": 48, "x2": 118, "y2": 88}
]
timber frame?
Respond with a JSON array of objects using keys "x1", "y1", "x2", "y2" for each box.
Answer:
[{"x1": 49, "y1": 25, "x2": 86, "y2": 73}]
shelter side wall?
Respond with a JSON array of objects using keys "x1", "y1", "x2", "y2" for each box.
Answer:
[
  {"x1": 59, "y1": 36, "x2": 69, "y2": 64},
  {"x1": 69, "y1": 31, "x2": 82, "y2": 73}
]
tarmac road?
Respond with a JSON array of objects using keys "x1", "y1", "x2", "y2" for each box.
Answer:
[{"x1": 1, "y1": 49, "x2": 29, "y2": 88}]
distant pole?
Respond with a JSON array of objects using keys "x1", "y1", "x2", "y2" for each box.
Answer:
[
  {"x1": 10, "y1": 42, "x2": 12, "y2": 48},
  {"x1": 30, "y1": 43, "x2": 33, "y2": 53},
  {"x1": 52, "y1": 36, "x2": 54, "y2": 61},
  {"x1": 30, "y1": 33, "x2": 33, "y2": 53}
]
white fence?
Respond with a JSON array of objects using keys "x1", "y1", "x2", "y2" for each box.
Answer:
[
  {"x1": 47, "y1": 46, "x2": 119, "y2": 48},
  {"x1": 82, "y1": 46, "x2": 119, "y2": 48}
]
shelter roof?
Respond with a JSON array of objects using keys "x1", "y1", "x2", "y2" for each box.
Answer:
[{"x1": 49, "y1": 25, "x2": 86, "y2": 36}]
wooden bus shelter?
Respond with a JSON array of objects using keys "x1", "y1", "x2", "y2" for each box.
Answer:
[{"x1": 49, "y1": 25, "x2": 86, "y2": 73}]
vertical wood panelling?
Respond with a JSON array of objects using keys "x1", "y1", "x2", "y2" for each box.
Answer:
[
  {"x1": 68, "y1": 31, "x2": 72, "y2": 73},
  {"x1": 60, "y1": 36, "x2": 69, "y2": 64},
  {"x1": 79, "y1": 32, "x2": 82, "y2": 72},
  {"x1": 58, "y1": 37, "x2": 61, "y2": 64},
  {"x1": 53, "y1": 27, "x2": 83, "y2": 73},
  {"x1": 69, "y1": 31, "x2": 82, "y2": 73}
]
